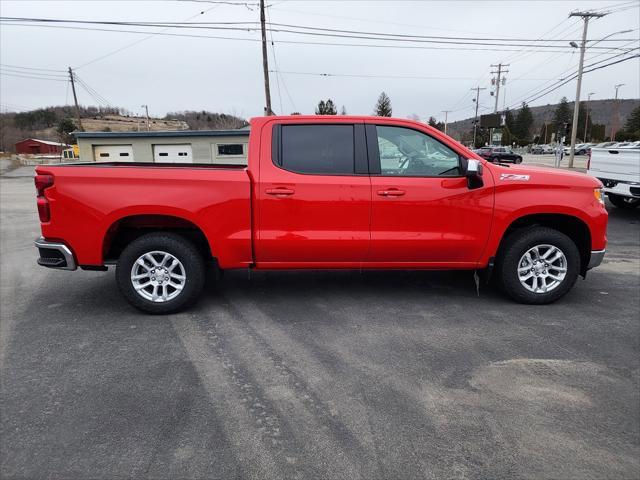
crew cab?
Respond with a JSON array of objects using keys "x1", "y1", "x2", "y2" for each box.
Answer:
[
  {"x1": 477, "y1": 146, "x2": 523, "y2": 163},
  {"x1": 34, "y1": 116, "x2": 608, "y2": 313},
  {"x1": 588, "y1": 144, "x2": 640, "y2": 208}
]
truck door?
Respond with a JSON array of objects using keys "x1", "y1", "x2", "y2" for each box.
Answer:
[
  {"x1": 366, "y1": 122, "x2": 494, "y2": 265},
  {"x1": 255, "y1": 121, "x2": 371, "y2": 266}
]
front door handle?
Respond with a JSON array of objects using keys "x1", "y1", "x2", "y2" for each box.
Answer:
[
  {"x1": 266, "y1": 187, "x2": 295, "y2": 196},
  {"x1": 377, "y1": 189, "x2": 405, "y2": 197}
]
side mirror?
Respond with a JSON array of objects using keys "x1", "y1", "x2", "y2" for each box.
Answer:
[{"x1": 465, "y1": 159, "x2": 484, "y2": 189}]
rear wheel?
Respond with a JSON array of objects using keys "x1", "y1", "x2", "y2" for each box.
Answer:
[
  {"x1": 607, "y1": 193, "x2": 640, "y2": 209},
  {"x1": 116, "y1": 232, "x2": 206, "y2": 314},
  {"x1": 496, "y1": 227, "x2": 580, "y2": 304}
]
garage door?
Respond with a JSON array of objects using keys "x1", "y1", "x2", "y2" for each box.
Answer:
[
  {"x1": 153, "y1": 144, "x2": 193, "y2": 163},
  {"x1": 93, "y1": 145, "x2": 134, "y2": 162}
]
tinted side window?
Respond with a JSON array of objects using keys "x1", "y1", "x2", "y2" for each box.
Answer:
[
  {"x1": 375, "y1": 126, "x2": 461, "y2": 176},
  {"x1": 280, "y1": 125, "x2": 354, "y2": 174}
]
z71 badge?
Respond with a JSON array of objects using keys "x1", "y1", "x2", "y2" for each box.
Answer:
[{"x1": 500, "y1": 173, "x2": 530, "y2": 181}]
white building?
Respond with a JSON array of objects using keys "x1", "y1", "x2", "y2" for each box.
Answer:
[{"x1": 75, "y1": 129, "x2": 250, "y2": 165}]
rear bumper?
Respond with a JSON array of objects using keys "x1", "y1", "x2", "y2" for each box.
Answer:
[
  {"x1": 597, "y1": 178, "x2": 640, "y2": 198},
  {"x1": 588, "y1": 249, "x2": 605, "y2": 270},
  {"x1": 34, "y1": 236, "x2": 77, "y2": 271}
]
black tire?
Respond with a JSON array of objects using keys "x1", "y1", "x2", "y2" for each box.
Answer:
[
  {"x1": 491, "y1": 156, "x2": 499, "y2": 163},
  {"x1": 515, "y1": 156, "x2": 523, "y2": 164},
  {"x1": 116, "y1": 232, "x2": 206, "y2": 314},
  {"x1": 607, "y1": 193, "x2": 640, "y2": 209},
  {"x1": 496, "y1": 226, "x2": 580, "y2": 304}
]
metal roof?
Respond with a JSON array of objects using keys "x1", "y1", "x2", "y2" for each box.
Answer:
[
  {"x1": 74, "y1": 129, "x2": 250, "y2": 139},
  {"x1": 16, "y1": 138, "x2": 69, "y2": 146}
]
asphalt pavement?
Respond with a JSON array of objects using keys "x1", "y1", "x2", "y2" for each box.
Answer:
[{"x1": 1, "y1": 169, "x2": 638, "y2": 480}]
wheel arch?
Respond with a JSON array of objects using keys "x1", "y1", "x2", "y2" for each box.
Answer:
[
  {"x1": 102, "y1": 213, "x2": 214, "y2": 264},
  {"x1": 494, "y1": 213, "x2": 591, "y2": 276}
]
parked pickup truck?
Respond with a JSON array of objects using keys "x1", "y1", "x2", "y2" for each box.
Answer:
[
  {"x1": 34, "y1": 116, "x2": 608, "y2": 313},
  {"x1": 587, "y1": 145, "x2": 640, "y2": 208}
]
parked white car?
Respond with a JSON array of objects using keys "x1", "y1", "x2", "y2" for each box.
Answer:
[
  {"x1": 588, "y1": 144, "x2": 640, "y2": 208},
  {"x1": 563, "y1": 143, "x2": 592, "y2": 155}
]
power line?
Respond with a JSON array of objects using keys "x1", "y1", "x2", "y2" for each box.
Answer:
[
  {"x1": 270, "y1": 70, "x2": 555, "y2": 81},
  {"x1": 505, "y1": 43, "x2": 639, "y2": 108},
  {"x1": 507, "y1": 49, "x2": 638, "y2": 109},
  {"x1": 1, "y1": 17, "x2": 635, "y2": 49},
  {"x1": 0, "y1": 66, "x2": 68, "y2": 78},
  {"x1": 74, "y1": 4, "x2": 222, "y2": 69},
  {"x1": 0, "y1": 63, "x2": 66, "y2": 73},
  {"x1": 506, "y1": 52, "x2": 639, "y2": 109},
  {"x1": 176, "y1": 0, "x2": 257, "y2": 7},
  {"x1": 4, "y1": 22, "x2": 627, "y2": 54},
  {"x1": 0, "y1": 71, "x2": 68, "y2": 82},
  {"x1": 74, "y1": 74, "x2": 114, "y2": 107}
]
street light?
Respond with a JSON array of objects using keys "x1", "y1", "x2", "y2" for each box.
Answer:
[
  {"x1": 584, "y1": 92, "x2": 595, "y2": 142},
  {"x1": 567, "y1": 28, "x2": 632, "y2": 167},
  {"x1": 612, "y1": 84, "x2": 625, "y2": 141},
  {"x1": 589, "y1": 29, "x2": 633, "y2": 47}
]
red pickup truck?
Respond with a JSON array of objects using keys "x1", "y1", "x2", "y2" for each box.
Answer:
[{"x1": 34, "y1": 115, "x2": 607, "y2": 313}]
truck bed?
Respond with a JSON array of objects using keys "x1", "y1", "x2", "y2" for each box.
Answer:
[
  {"x1": 49, "y1": 161, "x2": 248, "y2": 170},
  {"x1": 35, "y1": 162, "x2": 253, "y2": 268}
]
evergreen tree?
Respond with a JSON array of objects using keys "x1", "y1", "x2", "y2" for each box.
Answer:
[
  {"x1": 340, "y1": 105, "x2": 347, "y2": 115},
  {"x1": 315, "y1": 99, "x2": 337, "y2": 115},
  {"x1": 500, "y1": 108, "x2": 515, "y2": 146},
  {"x1": 576, "y1": 101, "x2": 593, "y2": 142},
  {"x1": 552, "y1": 96, "x2": 572, "y2": 139},
  {"x1": 428, "y1": 116, "x2": 438, "y2": 128},
  {"x1": 590, "y1": 124, "x2": 606, "y2": 142},
  {"x1": 56, "y1": 118, "x2": 76, "y2": 145},
  {"x1": 373, "y1": 92, "x2": 392, "y2": 117},
  {"x1": 514, "y1": 102, "x2": 533, "y2": 145},
  {"x1": 620, "y1": 106, "x2": 640, "y2": 140}
]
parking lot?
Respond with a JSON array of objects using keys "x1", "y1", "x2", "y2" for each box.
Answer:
[{"x1": 1, "y1": 168, "x2": 638, "y2": 479}]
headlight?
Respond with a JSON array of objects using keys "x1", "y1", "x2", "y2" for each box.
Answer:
[{"x1": 594, "y1": 188, "x2": 605, "y2": 205}]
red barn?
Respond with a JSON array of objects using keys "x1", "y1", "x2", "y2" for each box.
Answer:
[{"x1": 15, "y1": 138, "x2": 67, "y2": 155}]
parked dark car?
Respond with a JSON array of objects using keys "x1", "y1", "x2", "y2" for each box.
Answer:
[{"x1": 477, "y1": 146, "x2": 523, "y2": 163}]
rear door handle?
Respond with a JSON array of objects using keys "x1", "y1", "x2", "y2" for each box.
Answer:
[
  {"x1": 266, "y1": 187, "x2": 295, "y2": 196},
  {"x1": 377, "y1": 189, "x2": 405, "y2": 197}
]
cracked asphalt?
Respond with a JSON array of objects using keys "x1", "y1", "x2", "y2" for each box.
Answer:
[{"x1": 1, "y1": 171, "x2": 639, "y2": 479}]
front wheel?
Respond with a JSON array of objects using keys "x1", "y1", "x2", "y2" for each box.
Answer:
[
  {"x1": 496, "y1": 227, "x2": 580, "y2": 304},
  {"x1": 607, "y1": 193, "x2": 640, "y2": 209},
  {"x1": 116, "y1": 232, "x2": 206, "y2": 314}
]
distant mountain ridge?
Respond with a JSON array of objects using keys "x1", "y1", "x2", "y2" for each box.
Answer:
[{"x1": 446, "y1": 98, "x2": 639, "y2": 140}]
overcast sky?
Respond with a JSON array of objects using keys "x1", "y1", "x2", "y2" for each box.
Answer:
[{"x1": 1, "y1": 0, "x2": 638, "y2": 123}]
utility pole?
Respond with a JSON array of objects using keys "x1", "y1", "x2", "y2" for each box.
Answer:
[
  {"x1": 441, "y1": 110, "x2": 451, "y2": 135},
  {"x1": 584, "y1": 92, "x2": 595, "y2": 142},
  {"x1": 141, "y1": 104, "x2": 150, "y2": 131},
  {"x1": 567, "y1": 10, "x2": 606, "y2": 168},
  {"x1": 490, "y1": 63, "x2": 509, "y2": 113},
  {"x1": 612, "y1": 83, "x2": 624, "y2": 141},
  {"x1": 68, "y1": 67, "x2": 83, "y2": 131},
  {"x1": 259, "y1": 0, "x2": 273, "y2": 115},
  {"x1": 490, "y1": 63, "x2": 508, "y2": 145},
  {"x1": 471, "y1": 87, "x2": 486, "y2": 148}
]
